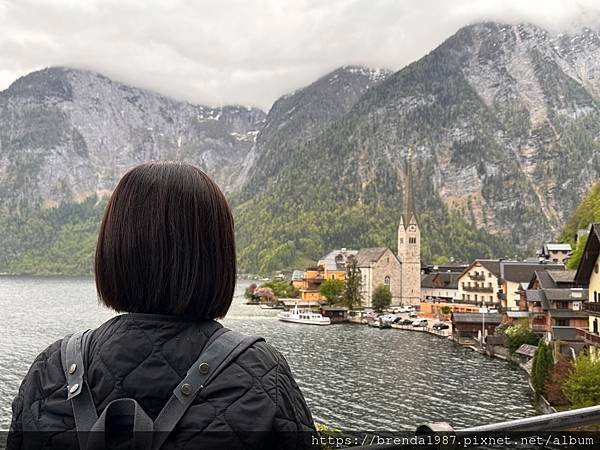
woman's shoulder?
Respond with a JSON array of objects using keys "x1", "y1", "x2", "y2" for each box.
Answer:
[{"x1": 232, "y1": 335, "x2": 287, "y2": 372}]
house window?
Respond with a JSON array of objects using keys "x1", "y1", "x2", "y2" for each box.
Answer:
[
  {"x1": 409, "y1": 237, "x2": 416, "y2": 244},
  {"x1": 489, "y1": 296, "x2": 493, "y2": 302},
  {"x1": 384, "y1": 276, "x2": 391, "y2": 286},
  {"x1": 555, "y1": 319, "x2": 569, "y2": 327},
  {"x1": 400, "y1": 238, "x2": 404, "y2": 244},
  {"x1": 594, "y1": 320, "x2": 599, "y2": 335}
]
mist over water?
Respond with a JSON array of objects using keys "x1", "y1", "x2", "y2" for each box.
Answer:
[{"x1": 0, "y1": 277, "x2": 535, "y2": 430}]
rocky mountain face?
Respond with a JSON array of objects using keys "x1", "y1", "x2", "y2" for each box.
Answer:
[
  {"x1": 239, "y1": 66, "x2": 391, "y2": 198},
  {"x1": 0, "y1": 67, "x2": 266, "y2": 211},
  {"x1": 2, "y1": 22, "x2": 600, "y2": 274},
  {"x1": 234, "y1": 22, "x2": 600, "y2": 272}
]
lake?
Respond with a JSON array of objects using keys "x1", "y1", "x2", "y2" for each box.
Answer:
[{"x1": 0, "y1": 276, "x2": 535, "y2": 431}]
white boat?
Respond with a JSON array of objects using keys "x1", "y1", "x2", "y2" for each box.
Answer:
[
  {"x1": 277, "y1": 304, "x2": 331, "y2": 326},
  {"x1": 259, "y1": 303, "x2": 284, "y2": 309}
]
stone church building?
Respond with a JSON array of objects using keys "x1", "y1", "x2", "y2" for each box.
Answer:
[{"x1": 357, "y1": 159, "x2": 421, "y2": 307}]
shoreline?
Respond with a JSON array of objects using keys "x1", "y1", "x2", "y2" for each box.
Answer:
[{"x1": 361, "y1": 316, "x2": 558, "y2": 415}]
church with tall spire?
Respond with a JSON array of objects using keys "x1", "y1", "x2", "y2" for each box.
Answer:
[
  {"x1": 397, "y1": 151, "x2": 421, "y2": 305},
  {"x1": 308, "y1": 150, "x2": 421, "y2": 308}
]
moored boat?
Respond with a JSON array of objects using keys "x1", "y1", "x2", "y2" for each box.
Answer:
[
  {"x1": 277, "y1": 304, "x2": 331, "y2": 325},
  {"x1": 259, "y1": 303, "x2": 285, "y2": 309}
]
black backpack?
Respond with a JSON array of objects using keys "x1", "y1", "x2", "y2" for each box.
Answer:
[{"x1": 60, "y1": 327, "x2": 263, "y2": 450}]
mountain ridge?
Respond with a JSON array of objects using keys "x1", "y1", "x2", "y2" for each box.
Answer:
[{"x1": 1, "y1": 22, "x2": 600, "y2": 274}]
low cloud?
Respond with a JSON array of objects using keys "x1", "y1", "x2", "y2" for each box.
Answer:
[{"x1": 1, "y1": 0, "x2": 599, "y2": 110}]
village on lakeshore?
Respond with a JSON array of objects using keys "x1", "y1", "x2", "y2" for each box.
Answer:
[{"x1": 243, "y1": 157, "x2": 600, "y2": 412}]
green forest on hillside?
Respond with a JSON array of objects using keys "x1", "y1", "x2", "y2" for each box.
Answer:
[
  {"x1": 561, "y1": 182, "x2": 600, "y2": 269},
  {"x1": 0, "y1": 197, "x2": 105, "y2": 275},
  {"x1": 0, "y1": 192, "x2": 518, "y2": 276}
]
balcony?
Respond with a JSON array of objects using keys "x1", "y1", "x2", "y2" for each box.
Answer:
[
  {"x1": 576, "y1": 328, "x2": 600, "y2": 346},
  {"x1": 584, "y1": 302, "x2": 600, "y2": 315},
  {"x1": 463, "y1": 285, "x2": 494, "y2": 293},
  {"x1": 469, "y1": 273, "x2": 485, "y2": 281}
]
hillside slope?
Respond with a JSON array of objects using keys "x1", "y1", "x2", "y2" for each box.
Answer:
[{"x1": 235, "y1": 23, "x2": 600, "y2": 272}]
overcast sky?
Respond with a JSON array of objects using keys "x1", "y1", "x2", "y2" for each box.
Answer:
[{"x1": 1, "y1": 0, "x2": 600, "y2": 110}]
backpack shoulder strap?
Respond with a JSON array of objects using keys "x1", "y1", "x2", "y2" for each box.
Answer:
[
  {"x1": 152, "y1": 328, "x2": 264, "y2": 450},
  {"x1": 60, "y1": 330, "x2": 98, "y2": 449}
]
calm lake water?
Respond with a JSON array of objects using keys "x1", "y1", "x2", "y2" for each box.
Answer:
[{"x1": 0, "y1": 277, "x2": 535, "y2": 431}]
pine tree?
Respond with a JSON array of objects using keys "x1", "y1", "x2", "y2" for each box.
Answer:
[
  {"x1": 531, "y1": 341, "x2": 553, "y2": 395},
  {"x1": 343, "y1": 257, "x2": 362, "y2": 310}
]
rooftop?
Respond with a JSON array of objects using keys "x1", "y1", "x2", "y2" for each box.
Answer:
[
  {"x1": 318, "y1": 248, "x2": 358, "y2": 271},
  {"x1": 468, "y1": 259, "x2": 565, "y2": 283},
  {"x1": 544, "y1": 243, "x2": 572, "y2": 252},
  {"x1": 515, "y1": 344, "x2": 538, "y2": 357},
  {"x1": 452, "y1": 312, "x2": 502, "y2": 324},
  {"x1": 355, "y1": 247, "x2": 389, "y2": 267}
]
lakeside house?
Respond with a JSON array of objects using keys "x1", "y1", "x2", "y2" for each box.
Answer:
[
  {"x1": 319, "y1": 306, "x2": 349, "y2": 323},
  {"x1": 574, "y1": 223, "x2": 600, "y2": 357},
  {"x1": 521, "y1": 270, "x2": 588, "y2": 344},
  {"x1": 420, "y1": 265, "x2": 482, "y2": 318},
  {"x1": 291, "y1": 266, "x2": 325, "y2": 303},
  {"x1": 421, "y1": 271, "x2": 461, "y2": 302},
  {"x1": 457, "y1": 260, "x2": 564, "y2": 310},
  {"x1": 537, "y1": 242, "x2": 572, "y2": 265},
  {"x1": 451, "y1": 312, "x2": 503, "y2": 342}
]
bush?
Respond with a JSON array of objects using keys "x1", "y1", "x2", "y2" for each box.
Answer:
[
  {"x1": 372, "y1": 285, "x2": 392, "y2": 313},
  {"x1": 502, "y1": 322, "x2": 539, "y2": 354},
  {"x1": 259, "y1": 279, "x2": 298, "y2": 298},
  {"x1": 563, "y1": 353, "x2": 600, "y2": 409},
  {"x1": 320, "y1": 279, "x2": 345, "y2": 304}
]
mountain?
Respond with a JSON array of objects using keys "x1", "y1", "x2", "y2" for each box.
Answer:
[
  {"x1": 234, "y1": 22, "x2": 600, "y2": 273},
  {"x1": 2, "y1": 23, "x2": 600, "y2": 275},
  {"x1": 0, "y1": 67, "x2": 266, "y2": 212},
  {"x1": 0, "y1": 65, "x2": 392, "y2": 274},
  {"x1": 239, "y1": 65, "x2": 392, "y2": 198}
]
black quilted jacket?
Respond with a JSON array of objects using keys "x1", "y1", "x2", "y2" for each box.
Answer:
[{"x1": 8, "y1": 313, "x2": 319, "y2": 449}]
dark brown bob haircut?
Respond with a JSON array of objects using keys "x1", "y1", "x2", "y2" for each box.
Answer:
[{"x1": 95, "y1": 161, "x2": 235, "y2": 320}]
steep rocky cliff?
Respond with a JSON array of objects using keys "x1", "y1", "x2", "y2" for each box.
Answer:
[{"x1": 0, "y1": 67, "x2": 266, "y2": 211}]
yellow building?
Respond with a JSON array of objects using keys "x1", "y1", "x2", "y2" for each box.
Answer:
[
  {"x1": 318, "y1": 248, "x2": 357, "y2": 281},
  {"x1": 292, "y1": 267, "x2": 325, "y2": 302},
  {"x1": 574, "y1": 224, "x2": 600, "y2": 357},
  {"x1": 420, "y1": 301, "x2": 480, "y2": 319},
  {"x1": 291, "y1": 249, "x2": 358, "y2": 303}
]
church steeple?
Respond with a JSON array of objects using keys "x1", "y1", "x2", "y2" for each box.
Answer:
[
  {"x1": 397, "y1": 148, "x2": 421, "y2": 305},
  {"x1": 400, "y1": 149, "x2": 417, "y2": 227}
]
